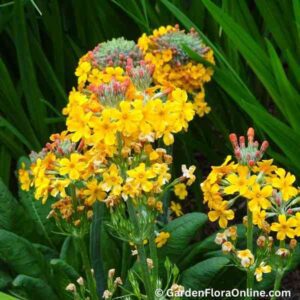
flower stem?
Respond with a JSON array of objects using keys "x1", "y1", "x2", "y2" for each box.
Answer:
[
  {"x1": 137, "y1": 242, "x2": 154, "y2": 300},
  {"x1": 149, "y1": 227, "x2": 158, "y2": 287},
  {"x1": 271, "y1": 240, "x2": 285, "y2": 300},
  {"x1": 76, "y1": 236, "x2": 98, "y2": 300},
  {"x1": 271, "y1": 271, "x2": 284, "y2": 300},
  {"x1": 127, "y1": 199, "x2": 154, "y2": 300},
  {"x1": 246, "y1": 206, "x2": 254, "y2": 300},
  {"x1": 247, "y1": 208, "x2": 253, "y2": 252}
]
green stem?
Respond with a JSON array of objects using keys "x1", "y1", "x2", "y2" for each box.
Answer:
[
  {"x1": 76, "y1": 236, "x2": 98, "y2": 300},
  {"x1": 271, "y1": 240, "x2": 285, "y2": 300},
  {"x1": 247, "y1": 208, "x2": 253, "y2": 252},
  {"x1": 149, "y1": 228, "x2": 158, "y2": 287},
  {"x1": 246, "y1": 206, "x2": 254, "y2": 300},
  {"x1": 271, "y1": 271, "x2": 284, "y2": 300},
  {"x1": 121, "y1": 241, "x2": 129, "y2": 280},
  {"x1": 137, "y1": 242, "x2": 154, "y2": 300},
  {"x1": 127, "y1": 199, "x2": 154, "y2": 300}
]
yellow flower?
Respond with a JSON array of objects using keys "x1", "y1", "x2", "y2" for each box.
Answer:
[
  {"x1": 18, "y1": 167, "x2": 31, "y2": 191},
  {"x1": 75, "y1": 61, "x2": 91, "y2": 84},
  {"x1": 237, "y1": 249, "x2": 254, "y2": 268},
  {"x1": 170, "y1": 201, "x2": 183, "y2": 217},
  {"x1": 209, "y1": 155, "x2": 236, "y2": 184},
  {"x1": 155, "y1": 231, "x2": 170, "y2": 248},
  {"x1": 253, "y1": 210, "x2": 267, "y2": 229},
  {"x1": 181, "y1": 164, "x2": 196, "y2": 186},
  {"x1": 174, "y1": 183, "x2": 187, "y2": 200},
  {"x1": 253, "y1": 159, "x2": 277, "y2": 175},
  {"x1": 254, "y1": 262, "x2": 271, "y2": 282},
  {"x1": 83, "y1": 179, "x2": 106, "y2": 206},
  {"x1": 246, "y1": 184, "x2": 272, "y2": 212},
  {"x1": 272, "y1": 168, "x2": 298, "y2": 201},
  {"x1": 201, "y1": 180, "x2": 222, "y2": 209},
  {"x1": 271, "y1": 214, "x2": 296, "y2": 240},
  {"x1": 89, "y1": 111, "x2": 117, "y2": 146},
  {"x1": 102, "y1": 164, "x2": 123, "y2": 195},
  {"x1": 224, "y1": 165, "x2": 254, "y2": 196},
  {"x1": 127, "y1": 163, "x2": 155, "y2": 192},
  {"x1": 67, "y1": 108, "x2": 92, "y2": 142},
  {"x1": 112, "y1": 101, "x2": 143, "y2": 134},
  {"x1": 59, "y1": 153, "x2": 86, "y2": 180},
  {"x1": 162, "y1": 49, "x2": 172, "y2": 62},
  {"x1": 50, "y1": 179, "x2": 70, "y2": 198},
  {"x1": 225, "y1": 226, "x2": 237, "y2": 241},
  {"x1": 293, "y1": 212, "x2": 300, "y2": 237},
  {"x1": 208, "y1": 201, "x2": 234, "y2": 228},
  {"x1": 222, "y1": 241, "x2": 234, "y2": 254}
]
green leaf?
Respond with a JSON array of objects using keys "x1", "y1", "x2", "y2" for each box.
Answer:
[
  {"x1": 255, "y1": 0, "x2": 297, "y2": 53},
  {"x1": 0, "y1": 117, "x2": 33, "y2": 150},
  {"x1": 181, "y1": 44, "x2": 215, "y2": 68},
  {"x1": 60, "y1": 236, "x2": 82, "y2": 273},
  {"x1": 0, "y1": 178, "x2": 34, "y2": 237},
  {"x1": 0, "y1": 146, "x2": 11, "y2": 186},
  {"x1": 13, "y1": 0, "x2": 48, "y2": 141},
  {"x1": 158, "y1": 212, "x2": 207, "y2": 262},
  {"x1": 100, "y1": 225, "x2": 121, "y2": 276},
  {"x1": 90, "y1": 202, "x2": 107, "y2": 295},
  {"x1": 13, "y1": 275, "x2": 59, "y2": 300},
  {"x1": 0, "y1": 59, "x2": 40, "y2": 149},
  {"x1": 50, "y1": 259, "x2": 80, "y2": 281},
  {"x1": 19, "y1": 188, "x2": 57, "y2": 248},
  {"x1": 0, "y1": 229, "x2": 48, "y2": 279},
  {"x1": 0, "y1": 292, "x2": 16, "y2": 300},
  {"x1": 181, "y1": 257, "x2": 230, "y2": 290},
  {"x1": 0, "y1": 269, "x2": 12, "y2": 290},
  {"x1": 179, "y1": 224, "x2": 246, "y2": 269}
]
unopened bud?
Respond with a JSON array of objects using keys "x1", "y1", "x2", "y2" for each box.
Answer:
[
  {"x1": 262, "y1": 221, "x2": 271, "y2": 234},
  {"x1": 131, "y1": 249, "x2": 138, "y2": 256},
  {"x1": 114, "y1": 277, "x2": 123, "y2": 286},
  {"x1": 247, "y1": 127, "x2": 255, "y2": 142},
  {"x1": 290, "y1": 239, "x2": 297, "y2": 250},
  {"x1": 222, "y1": 241, "x2": 234, "y2": 254},
  {"x1": 108, "y1": 269, "x2": 115, "y2": 279},
  {"x1": 257, "y1": 236, "x2": 266, "y2": 248},
  {"x1": 276, "y1": 248, "x2": 290, "y2": 258},
  {"x1": 239, "y1": 136, "x2": 245, "y2": 148},
  {"x1": 229, "y1": 133, "x2": 238, "y2": 148},
  {"x1": 66, "y1": 283, "x2": 76, "y2": 293},
  {"x1": 74, "y1": 219, "x2": 81, "y2": 227},
  {"x1": 77, "y1": 277, "x2": 84, "y2": 286},
  {"x1": 103, "y1": 290, "x2": 112, "y2": 299},
  {"x1": 268, "y1": 236, "x2": 274, "y2": 248},
  {"x1": 147, "y1": 258, "x2": 154, "y2": 269}
]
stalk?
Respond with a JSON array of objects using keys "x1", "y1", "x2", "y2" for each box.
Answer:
[
  {"x1": 247, "y1": 208, "x2": 253, "y2": 252},
  {"x1": 70, "y1": 184, "x2": 98, "y2": 299},
  {"x1": 246, "y1": 206, "x2": 254, "y2": 300},
  {"x1": 271, "y1": 240, "x2": 285, "y2": 300},
  {"x1": 76, "y1": 236, "x2": 98, "y2": 300},
  {"x1": 121, "y1": 241, "x2": 129, "y2": 280},
  {"x1": 149, "y1": 227, "x2": 158, "y2": 287},
  {"x1": 127, "y1": 199, "x2": 154, "y2": 300},
  {"x1": 270, "y1": 271, "x2": 284, "y2": 300}
]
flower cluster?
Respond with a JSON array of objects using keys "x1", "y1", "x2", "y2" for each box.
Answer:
[
  {"x1": 18, "y1": 26, "x2": 206, "y2": 300},
  {"x1": 138, "y1": 25, "x2": 214, "y2": 117},
  {"x1": 202, "y1": 128, "x2": 300, "y2": 284}
]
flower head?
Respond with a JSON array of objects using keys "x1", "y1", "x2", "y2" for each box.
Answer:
[
  {"x1": 155, "y1": 231, "x2": 170, "y2": 248},
  {"x1": 254, "y1": 262, "x2": 271, "y2": 282},
  {"x1": 271, "y1": 214, "x2": 296, "y2": 240}
]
